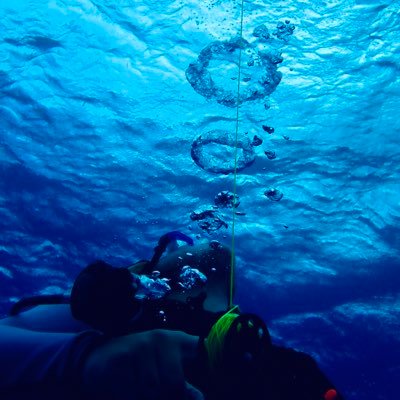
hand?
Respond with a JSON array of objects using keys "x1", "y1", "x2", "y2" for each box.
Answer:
[{"x1": 82, "y1": 329, "x2": 204, "y2": 400}]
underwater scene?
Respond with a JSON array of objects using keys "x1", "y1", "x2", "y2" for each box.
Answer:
[{"x1": 0, "y1": 0, "x2": 399, "y2": 399}]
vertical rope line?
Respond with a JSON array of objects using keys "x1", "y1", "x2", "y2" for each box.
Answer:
[{"x1": 229, "y1": 0, "x2": 245, "y2": 309}]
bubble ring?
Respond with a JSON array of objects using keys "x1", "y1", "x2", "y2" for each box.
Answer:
[
  {"x1": 191, "y1": 130, "x2": 255, "y2": 174},
  {"x1": 186, "y1": 37, "x2": 282, "y2": 108}
]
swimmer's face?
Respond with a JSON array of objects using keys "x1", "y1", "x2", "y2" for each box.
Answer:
[
  {"x1": 110, "y1": 268, "x2": 140, "y2": 315},
  {"x1": 130, "y1": 272, "x2": 140, "y2": 294}
]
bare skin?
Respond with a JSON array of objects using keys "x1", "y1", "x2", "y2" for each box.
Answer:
[{"x1": 82, "y1": 329, "x2": 204, "y2": 400}]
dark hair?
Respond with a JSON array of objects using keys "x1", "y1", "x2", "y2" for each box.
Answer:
[{"x1": 70, "y1": 260, "x2": 139, "y2": 334}]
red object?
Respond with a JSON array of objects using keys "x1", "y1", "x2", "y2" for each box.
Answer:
[{"x1": 324, "y1": 388, "x2": 338, "y2": 400}]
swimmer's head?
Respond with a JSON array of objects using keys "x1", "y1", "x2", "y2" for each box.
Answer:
[{"x1": 71, "y1": 260, "x2": 140, "y2": 334}]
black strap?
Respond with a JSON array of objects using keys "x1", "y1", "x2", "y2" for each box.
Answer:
[{"x1": 148, "y1": 231, "x2": 193, "y2": 270}]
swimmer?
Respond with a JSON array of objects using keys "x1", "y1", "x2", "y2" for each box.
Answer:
[{"x1": 0, "y1": 232, "x2": 344, "y2": 400}]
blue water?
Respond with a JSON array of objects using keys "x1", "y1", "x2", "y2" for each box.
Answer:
[{"x1": 1, "y1": 0, "x2": 399, "y2": 399}]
